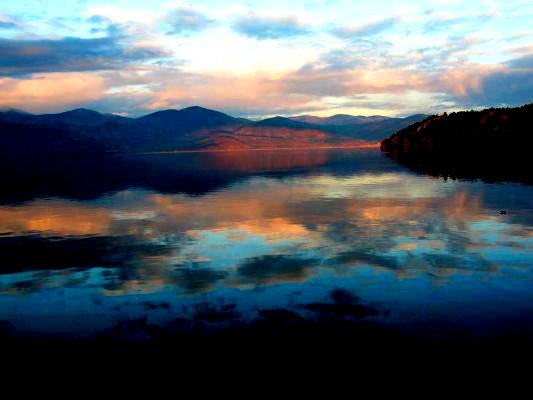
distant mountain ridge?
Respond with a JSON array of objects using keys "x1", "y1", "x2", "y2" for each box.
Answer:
[
  {"x1": 0, "y1": 108, "x2": 129, "y2": 126},
  {"x1": 289, "y1": 113, "x2": 430, "y2": 141},
  {"x1": 290, "y1": 114, "x2": 390, "y2": 126},
  {"x1": 0, "y1": 106, "x2": 428, "y2": 155}
]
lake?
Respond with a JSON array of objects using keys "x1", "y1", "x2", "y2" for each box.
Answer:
[{"x1": 1, "y1": 148, "x2": 532, "y2": 345}]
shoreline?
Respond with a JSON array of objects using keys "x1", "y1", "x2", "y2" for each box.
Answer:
[
  {"x1": 0, "y1": 143, "x2": 380, "y2": 158},
  {"x1": 132, "y1": 143, "x2": 379, "y2": 155}
]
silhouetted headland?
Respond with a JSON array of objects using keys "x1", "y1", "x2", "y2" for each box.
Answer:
[{"x1": 380, "y1": 104, "x2": 533, "y2": 184}]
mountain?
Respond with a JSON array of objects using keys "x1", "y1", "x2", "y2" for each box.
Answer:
[
  {"x1": 37, "y1": 108, "x2": 131, "y2": 126},
  {"x1": 0, "y1": 106, "x2": 428, "y2": 155},
  {"x1": 291, "y1": 114, "x2": 389, "y2": 126},
  {"x1": 0, "y1": 108, "x2": 32, "y2": 116},
  {"x1": 380, "y1": 104, "x2": 533, "y2": 183},
  {"x1": 192, "y1": 117, "x2": 334, "y2": 150},
  {"x1": 289, "y1": 113, "x2": 430, "y2": 141},
  {"x1": 0, "y1": 108, "x2": 130, "y2": 126},
  {"x1": 0, "y1": 120, "x2": 119, "y2": 155},
  {"x1": 401, "y1": 114, "x2": 429, "y2": 123},
  {"x1": 0, "y1": 109, "x2": 37, "y2": 124},
  {"x1": 187, "y1": 115, "x2": 378, "y2": 150},
  {"x1": 255, "y1": 116, "x2": 313, "y2": 129},
  {"x1": 136, "y1": 106, "x2": 241, "y2": 130},
  {"x1": 89, "y1": 106, "x2": 250, "y2": 152}
]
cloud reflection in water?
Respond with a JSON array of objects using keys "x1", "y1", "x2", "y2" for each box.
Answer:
[{"x1": 0, "y1": 149, "x2": 532, "y2": 339}]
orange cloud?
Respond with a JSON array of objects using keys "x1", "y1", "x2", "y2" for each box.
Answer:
[
  {"x1": 438, "y1": 68, "x2": 488, "y2": 97},
  {"x1": 0, "y1": 73, "x2": 106, "y2": 112},
  {"x1": 0, "y1": 201, "x2": 111, "y2": 236},
  {"x1": 0, "y1": 58, "x2": 514, "y2": 117},
  {"x1": 146, "y1": 71, "x2": 320, "y2": 114},
  {"x1": 231, "y1": 218, "x2": 311, "y2": 243}
]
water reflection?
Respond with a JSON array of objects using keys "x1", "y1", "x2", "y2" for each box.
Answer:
[
  {"x1": 0, "y1": 148, "x2": 392, "y2": 203},
  {"x1": 0, "y1": 148, "x2": 532, "y2": 340}
]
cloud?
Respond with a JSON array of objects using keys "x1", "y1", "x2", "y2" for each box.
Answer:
[
  {"x1": 438, "y1": 54, "x2": 533, "y2": 107},
  {"x1": 232, "y1": 13, "x2": 310, "y2": 40},
  {"x1": 279, "y1": 51, "x2": 431, "y2": 98},
  {"x1": 165, "y1": 8, "x2": 214, "y2": 35},
  {"x1": 0, "y1": 14, "x2": 21, "y2": 30},
  {"x1": 0, "y1": 50, "x2": 437, "y2": 117},
  {"x1": 509, "y1": 44, "x2": 533, "y2": 56},
  {"x1": 142, "y1": 69, "x2": 319, "y2": 117},
  {"x1": 2, "y1": 35, "x2": 530, "y2": 117},
  {"x1": 470, "y1": 70, "x2": 533, "y2": 106},
  {"x1": 0, "y1": 36, "x2": 168, "y2": 76},
  {"x1": 236, "y1": 255, "x2": 318, "y2": 285},
  {"x1": 332, "y1": 17, "x2": 399, "y2": 39},
  {"x1": 507, "y1": 54, "x2": 533, "y2": 68},
  {"x1": 129, "y1": 57, "x2": 435, "y2": 117},
  {"x1": 173, "y1": 268, "x2": 228, "y2": 294},
  {"x1": 87, "y1": 14, "x2": 124, "y2": 36},
  {"x1": 423, "y1": 11, "x2": 495, "y2": 33},
  {"x1": 0, "y1": 73, "x2": 106, "y2": 112},
  {"x1": 282, "y1": 65, "x2": 353, "y2": 97},
  {"x1": 0, "y1": 21, "x2": 17, "y2": 29}
]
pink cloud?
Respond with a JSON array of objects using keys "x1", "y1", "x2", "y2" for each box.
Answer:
[{"x1": 0, "y1": 73, "x2": 106, "y2": 112}]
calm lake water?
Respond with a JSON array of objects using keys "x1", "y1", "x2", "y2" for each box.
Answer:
[{"x1": 1, "y1": 148, "x2": 532, "y2": 342}]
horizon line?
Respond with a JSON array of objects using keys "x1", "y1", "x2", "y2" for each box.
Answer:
[
  {"x1": 0, "y1": 104, "x2": 442, "y2": 120},
  {"x1": 2, "y1": 103, "x2": 529, "y2": 120}
]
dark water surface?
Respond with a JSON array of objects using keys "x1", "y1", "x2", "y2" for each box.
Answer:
[{"x1": 0, "y1": 148, "x2": 532, "y2": 344}]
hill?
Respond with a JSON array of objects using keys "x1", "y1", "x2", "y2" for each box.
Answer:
[
  {"x1": 0, "y1": 120, "x2": 119, "y2": 155},
  {"x1": 380, "y1": 104, "x2": 533, "y2": 183},
  {"x1": 289, "y1": 113, "x2": 430, "y2": 141},
  {"x1": 0, "y1": 106, "x2": 427, "y2": 155}
]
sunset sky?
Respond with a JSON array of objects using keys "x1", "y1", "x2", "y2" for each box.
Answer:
[{"x1": 0, "y1": 0, "x2": 532, "y2": 117}]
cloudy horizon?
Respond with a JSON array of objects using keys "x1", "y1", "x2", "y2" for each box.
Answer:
[{"x1": 0, "y1": 0, "x2": 532, "y2": 118}]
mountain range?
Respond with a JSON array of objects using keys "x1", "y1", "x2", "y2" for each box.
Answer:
[{"x1": 0, "y1": 106, "x2": 428, "y2": 155}]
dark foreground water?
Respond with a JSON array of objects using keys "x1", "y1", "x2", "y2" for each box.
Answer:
[{"x1": 0, "y1": 148, "x2": 532, "y2": 349}]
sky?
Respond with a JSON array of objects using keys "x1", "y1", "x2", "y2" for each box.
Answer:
[{"x1": 0, "y1": 0, "x2": 532, "y2": 118}]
